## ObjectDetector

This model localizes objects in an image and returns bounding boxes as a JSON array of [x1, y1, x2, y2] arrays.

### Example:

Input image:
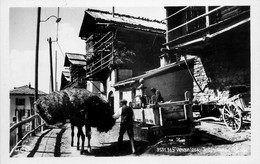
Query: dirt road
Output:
[[144, 121, 251, 156], [12, 120, 250, 157]]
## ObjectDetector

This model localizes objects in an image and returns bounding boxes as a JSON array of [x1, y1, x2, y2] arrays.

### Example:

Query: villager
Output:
[[137, 78, 148, 108], [113, 99, 136, 154], [150, 87, 164, 104]]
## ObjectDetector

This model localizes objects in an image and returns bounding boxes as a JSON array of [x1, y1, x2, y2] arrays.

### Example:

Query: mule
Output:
[[35, 88, 115, 155], [70, 110, 91, 154]]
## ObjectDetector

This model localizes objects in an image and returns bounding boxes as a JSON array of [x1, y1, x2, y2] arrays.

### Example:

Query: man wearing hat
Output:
[[113, 99, 136, 154]]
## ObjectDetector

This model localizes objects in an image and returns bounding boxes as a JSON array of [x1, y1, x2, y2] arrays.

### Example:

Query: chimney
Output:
[[29, 82, 31, 88]]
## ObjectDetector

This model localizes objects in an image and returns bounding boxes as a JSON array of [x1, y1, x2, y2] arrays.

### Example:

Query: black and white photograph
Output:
[[1, 0, 260, 163]]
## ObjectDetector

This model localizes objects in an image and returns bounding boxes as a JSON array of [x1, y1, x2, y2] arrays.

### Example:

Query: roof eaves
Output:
[[64, 53, 86, 66], [85, 8, 166, 32]]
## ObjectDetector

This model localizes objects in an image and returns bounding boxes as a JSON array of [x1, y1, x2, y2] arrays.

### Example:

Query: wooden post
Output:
[[17, 110, 23, 144], [142, 108, 146, 126], [185, 91, 193, 121], [159, 107, 163, 126], [205, 6, 210, 27], [165, 7, 169, 45]]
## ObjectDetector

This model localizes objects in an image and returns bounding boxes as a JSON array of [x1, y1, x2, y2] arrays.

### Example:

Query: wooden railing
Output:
[[9, 114, 45, 157], [86, 31, 114, 77], [164, 6, 250, 47]]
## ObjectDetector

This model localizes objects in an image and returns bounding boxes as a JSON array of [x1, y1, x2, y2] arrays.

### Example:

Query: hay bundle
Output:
[[83, 94, 115, 132], [35, 88, 115, 132], [35, 90, 70, 125]]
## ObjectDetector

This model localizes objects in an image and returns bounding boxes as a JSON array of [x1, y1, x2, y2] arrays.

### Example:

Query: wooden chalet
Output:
[[62, 52, 87, 89], [79, 9, 165, 80], [163, 6, 250, 104], [79, 9, 166, 110]]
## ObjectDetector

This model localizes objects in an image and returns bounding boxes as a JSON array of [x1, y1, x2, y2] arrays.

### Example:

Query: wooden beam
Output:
[[165, 6, 224, 34]]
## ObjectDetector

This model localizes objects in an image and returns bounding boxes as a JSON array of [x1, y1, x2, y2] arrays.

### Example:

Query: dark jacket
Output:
[[121, 105, 134, 125]]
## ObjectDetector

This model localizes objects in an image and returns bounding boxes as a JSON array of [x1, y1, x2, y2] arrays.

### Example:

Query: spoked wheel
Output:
[[222, 103, 242, 132]]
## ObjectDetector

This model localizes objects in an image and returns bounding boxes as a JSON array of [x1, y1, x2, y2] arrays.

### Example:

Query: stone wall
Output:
[[193, 43, 250, 105]]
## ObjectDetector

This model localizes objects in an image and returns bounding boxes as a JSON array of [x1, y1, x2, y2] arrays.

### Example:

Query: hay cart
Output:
[[222, 92, 251, 132], [133, 91, 197, 145]]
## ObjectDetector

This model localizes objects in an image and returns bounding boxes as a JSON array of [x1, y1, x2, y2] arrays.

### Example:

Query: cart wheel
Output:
[[222, 103, 242, 132]]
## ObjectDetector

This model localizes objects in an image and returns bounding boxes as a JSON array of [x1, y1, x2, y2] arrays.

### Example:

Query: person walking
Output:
[[113, 99, 136, 154]]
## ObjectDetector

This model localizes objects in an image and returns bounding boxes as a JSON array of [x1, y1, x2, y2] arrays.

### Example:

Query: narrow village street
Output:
[[4, 6, 258, 164], [12, 120, 250, 157]]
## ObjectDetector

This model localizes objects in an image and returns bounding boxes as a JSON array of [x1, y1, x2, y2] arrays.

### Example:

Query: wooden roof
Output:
[[64, 53, 86, 67], [61, 70, 71, 82], [79, 8, 166, 38]]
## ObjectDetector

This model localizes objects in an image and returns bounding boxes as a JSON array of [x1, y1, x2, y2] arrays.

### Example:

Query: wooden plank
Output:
[[163, 7, 190, 21], [148, 100, 190, 108], [165, 6, 224, 34]]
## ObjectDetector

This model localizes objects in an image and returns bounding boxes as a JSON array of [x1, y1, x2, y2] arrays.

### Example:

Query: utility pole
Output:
[[33, 7, 41, 136], [55, 51, 58, 91], [35, 7, 41, 104], [48, 37, 54, 92]]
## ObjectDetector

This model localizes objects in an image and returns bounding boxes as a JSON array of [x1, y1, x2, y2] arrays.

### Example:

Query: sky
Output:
[[9, 7, 166, 94]]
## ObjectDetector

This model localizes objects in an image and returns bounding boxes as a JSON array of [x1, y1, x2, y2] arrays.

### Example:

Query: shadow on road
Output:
[[54, 128, 66, 157], [27, 128, 68, 157], [27, 129, 52, 157], [192, 129, 233, 145], [81, 140, 151, 156]]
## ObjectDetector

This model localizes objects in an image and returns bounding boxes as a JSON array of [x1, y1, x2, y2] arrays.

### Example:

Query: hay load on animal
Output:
[[35, 88, 115, 154]]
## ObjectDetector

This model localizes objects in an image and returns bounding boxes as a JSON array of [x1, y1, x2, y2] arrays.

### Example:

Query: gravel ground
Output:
[[11, 120, 251, 157], [143, 121, 250, 156]]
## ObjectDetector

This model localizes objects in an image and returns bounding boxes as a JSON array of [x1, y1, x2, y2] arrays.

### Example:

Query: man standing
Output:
[[151, 87, 164, 104], [113, 99, 136, 154], [150, 88, 164, 125]]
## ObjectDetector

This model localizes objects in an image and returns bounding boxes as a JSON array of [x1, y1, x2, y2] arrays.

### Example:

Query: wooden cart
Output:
[[133, 91, 196, 145], [222, 92, 251, 132]]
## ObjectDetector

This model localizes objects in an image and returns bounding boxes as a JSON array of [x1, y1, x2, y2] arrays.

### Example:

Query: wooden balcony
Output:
[[164, 6, 250, 50], [85, 31, 114, 80]]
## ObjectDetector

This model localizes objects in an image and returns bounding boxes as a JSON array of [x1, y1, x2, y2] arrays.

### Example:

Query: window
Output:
[[16, 98, 25, 105], [119, 91, 123, 100], [15, 98, 26, 117]]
